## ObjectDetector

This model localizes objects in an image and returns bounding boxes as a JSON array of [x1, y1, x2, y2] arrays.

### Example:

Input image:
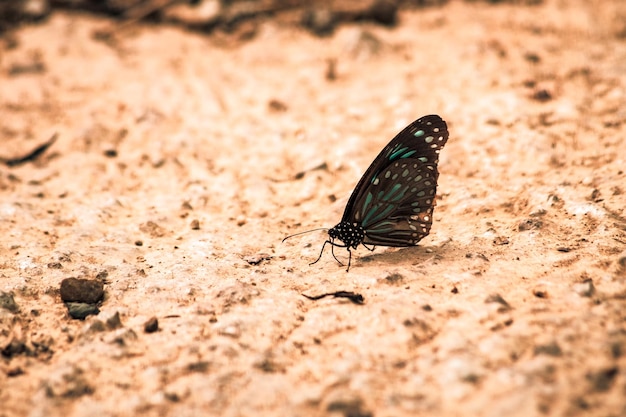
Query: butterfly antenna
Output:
[[282, 228, 328, 243]]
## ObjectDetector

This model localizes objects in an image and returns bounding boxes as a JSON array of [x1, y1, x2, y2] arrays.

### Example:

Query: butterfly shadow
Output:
[[356, 239, 454, 268]]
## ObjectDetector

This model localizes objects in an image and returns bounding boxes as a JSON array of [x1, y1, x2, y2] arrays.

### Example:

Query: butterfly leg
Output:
[[330, 243, 345, 267], [311, 239, 346, 266], [345, 248, 352, 272], [362, 244, 376, 252], [309, 240, 330, 266], [310, 239, 350, 269]]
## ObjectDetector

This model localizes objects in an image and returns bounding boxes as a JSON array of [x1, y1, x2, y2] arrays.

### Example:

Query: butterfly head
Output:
[[328, 221, 365, 249]]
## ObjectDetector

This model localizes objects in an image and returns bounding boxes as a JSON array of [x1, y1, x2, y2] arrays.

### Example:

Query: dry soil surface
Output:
[[1, 1, 626, 416]]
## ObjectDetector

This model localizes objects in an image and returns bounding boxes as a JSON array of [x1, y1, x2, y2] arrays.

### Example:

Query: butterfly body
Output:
[[314, 114, 449, 271]]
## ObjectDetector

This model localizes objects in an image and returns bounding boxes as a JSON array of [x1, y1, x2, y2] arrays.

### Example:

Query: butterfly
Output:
[[301, 114, 449, 272]]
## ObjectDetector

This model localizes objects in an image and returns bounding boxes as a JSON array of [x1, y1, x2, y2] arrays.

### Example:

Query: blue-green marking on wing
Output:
[[362, 204, 396, 227], [389, 146, 409, 160]]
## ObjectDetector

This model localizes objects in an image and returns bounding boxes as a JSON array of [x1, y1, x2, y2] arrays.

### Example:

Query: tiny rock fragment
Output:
[[144, 316, 159, 333], [190, 219, 200, 230]]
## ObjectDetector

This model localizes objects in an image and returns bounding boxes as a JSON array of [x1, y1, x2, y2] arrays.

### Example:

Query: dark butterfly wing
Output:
[[358, 160, 438, 246], [342, 114, 448, 246]]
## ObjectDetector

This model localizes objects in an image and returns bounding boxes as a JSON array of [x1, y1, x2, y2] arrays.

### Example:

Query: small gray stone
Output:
[[66, 302, 100, 320]]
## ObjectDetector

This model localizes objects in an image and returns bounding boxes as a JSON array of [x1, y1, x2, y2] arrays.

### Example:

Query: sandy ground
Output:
[[1, 1, 626, 416]]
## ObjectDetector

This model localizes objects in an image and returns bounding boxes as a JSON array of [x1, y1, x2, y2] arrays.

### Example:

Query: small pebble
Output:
[[144, 316, 159, 333]]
